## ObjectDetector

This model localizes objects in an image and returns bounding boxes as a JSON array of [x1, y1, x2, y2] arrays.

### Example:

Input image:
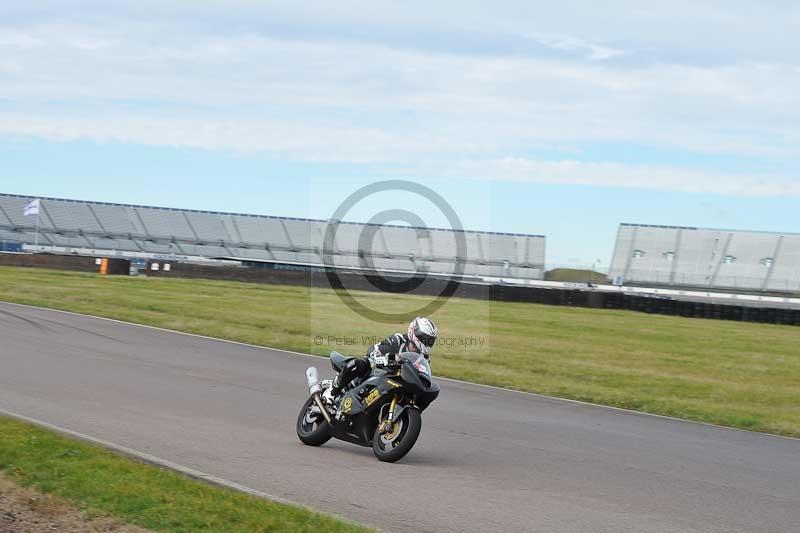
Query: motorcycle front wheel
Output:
[[372, 407, 421, 463], [296, 396, 332, 446]]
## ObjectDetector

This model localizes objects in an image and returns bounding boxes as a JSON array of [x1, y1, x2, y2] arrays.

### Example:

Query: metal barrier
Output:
[[3, 254, 799, 326]]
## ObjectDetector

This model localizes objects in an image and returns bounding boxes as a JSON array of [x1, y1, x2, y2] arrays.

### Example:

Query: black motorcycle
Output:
[[296, 351, 440, 462]]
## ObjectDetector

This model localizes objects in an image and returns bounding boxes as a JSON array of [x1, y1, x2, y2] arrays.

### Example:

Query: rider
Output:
[[324, 316, 437, 405]]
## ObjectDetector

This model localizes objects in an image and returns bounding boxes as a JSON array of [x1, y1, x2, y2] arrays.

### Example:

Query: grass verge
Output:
[[0, 416, 371, 533], [1, 266, 799, 437], [0, 470, 148, 532]]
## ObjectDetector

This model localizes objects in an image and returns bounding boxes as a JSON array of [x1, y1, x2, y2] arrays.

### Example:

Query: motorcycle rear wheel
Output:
[[372, 407, 421, 463], [296, 396, 332, 446]]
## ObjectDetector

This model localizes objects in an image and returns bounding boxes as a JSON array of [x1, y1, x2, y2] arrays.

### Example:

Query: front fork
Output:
[[379, 394, 399, 434]]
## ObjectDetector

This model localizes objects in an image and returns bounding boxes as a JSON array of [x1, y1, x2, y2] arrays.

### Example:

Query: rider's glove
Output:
[[371, 354, 389, 368]]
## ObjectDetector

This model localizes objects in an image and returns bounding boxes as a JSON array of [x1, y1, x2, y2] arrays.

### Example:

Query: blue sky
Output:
[[1, 1, 799, 267]]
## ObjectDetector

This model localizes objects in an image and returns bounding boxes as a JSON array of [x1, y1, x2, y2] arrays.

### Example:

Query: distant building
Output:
[[0, 193, 546, 281], [609, 223, 800, 293]]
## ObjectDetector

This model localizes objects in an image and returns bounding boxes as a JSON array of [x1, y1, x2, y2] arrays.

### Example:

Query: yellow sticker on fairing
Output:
[[343, 397, 353, 413], [364, 388, 381, 406]]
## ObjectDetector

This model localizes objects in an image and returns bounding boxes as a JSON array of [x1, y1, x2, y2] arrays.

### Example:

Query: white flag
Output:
[[24, 198, 40, 217]]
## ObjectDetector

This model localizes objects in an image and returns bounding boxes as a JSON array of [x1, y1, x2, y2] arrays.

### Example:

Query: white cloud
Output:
[[0, 27, 44, 47], [0, 2, 799, 196], [527, 33, 626, 61], [0, 113, 467, 163], [451, 159, 800, 197]]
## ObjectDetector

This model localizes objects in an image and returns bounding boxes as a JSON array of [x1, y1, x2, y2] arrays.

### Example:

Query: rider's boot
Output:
[[324, 358, 366, 409], [321, 386, 335, 406], [322, 376, 341, 407]]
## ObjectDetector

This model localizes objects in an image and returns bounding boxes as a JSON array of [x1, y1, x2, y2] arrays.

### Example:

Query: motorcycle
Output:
[[296, 351, 440, 462]]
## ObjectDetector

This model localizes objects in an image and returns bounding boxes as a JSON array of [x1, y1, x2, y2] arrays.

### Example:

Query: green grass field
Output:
[[1, 266, 799, 437], [544, 268, 606, 283], [0, 416, 371, 532]]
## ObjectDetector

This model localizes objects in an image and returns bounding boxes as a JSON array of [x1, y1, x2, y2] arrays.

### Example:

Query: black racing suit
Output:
[[330, 333, 421, 396]]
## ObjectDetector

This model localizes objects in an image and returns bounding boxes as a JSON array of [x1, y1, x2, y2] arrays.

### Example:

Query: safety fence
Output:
[[106, 259, 800, 326], [0, 253, 130, 275], [3, 254, 799, 326]]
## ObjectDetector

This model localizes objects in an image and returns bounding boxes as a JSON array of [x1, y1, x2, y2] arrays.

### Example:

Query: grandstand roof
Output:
[[0, 193, 545, 239], [620, 222, 800, 237]]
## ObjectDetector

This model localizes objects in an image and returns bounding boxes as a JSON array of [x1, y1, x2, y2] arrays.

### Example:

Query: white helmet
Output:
[[408, 317, 437, 357]]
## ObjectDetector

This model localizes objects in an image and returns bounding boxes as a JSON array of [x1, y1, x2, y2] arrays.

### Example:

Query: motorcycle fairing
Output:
[[340, 374, 401, 417]]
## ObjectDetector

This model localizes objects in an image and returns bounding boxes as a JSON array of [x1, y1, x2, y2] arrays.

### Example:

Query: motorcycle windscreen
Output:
[[398, 352, 432, 379]]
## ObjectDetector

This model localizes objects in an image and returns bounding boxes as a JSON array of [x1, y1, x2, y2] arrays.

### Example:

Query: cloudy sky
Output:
[[1, 1, 799, 266]]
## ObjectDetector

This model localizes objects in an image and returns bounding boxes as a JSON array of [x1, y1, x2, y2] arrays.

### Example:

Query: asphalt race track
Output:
[[0, 302, 798, 532]]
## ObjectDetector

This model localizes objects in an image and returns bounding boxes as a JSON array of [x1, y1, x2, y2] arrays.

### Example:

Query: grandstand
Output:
[[609, 223, 800, 293], [0, 193, 546, 280]]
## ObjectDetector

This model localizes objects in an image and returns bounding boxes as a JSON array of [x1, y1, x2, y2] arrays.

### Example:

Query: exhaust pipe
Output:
[[306, 367, 332, 424], [306, 367, 322, 395]]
